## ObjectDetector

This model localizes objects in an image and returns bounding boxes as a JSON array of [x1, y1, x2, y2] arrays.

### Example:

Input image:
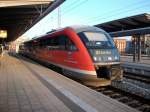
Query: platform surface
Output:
[[121, 55, 150, 66], [121, 55, 150, 73], [0, 53, 138, 112]]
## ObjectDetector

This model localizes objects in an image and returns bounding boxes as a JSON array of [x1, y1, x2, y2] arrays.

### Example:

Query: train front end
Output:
[[77, 26, 123, 86]]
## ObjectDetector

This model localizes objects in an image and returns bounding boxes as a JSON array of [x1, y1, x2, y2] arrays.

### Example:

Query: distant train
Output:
[[19, 25, 123, 87]]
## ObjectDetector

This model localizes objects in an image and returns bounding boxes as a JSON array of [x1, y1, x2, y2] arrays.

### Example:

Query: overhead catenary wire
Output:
[[52, 0, 145, 25], [86, 2, 150, 25], [61, 0, 83, 13], [61, 0, 89, 16], [76, 0, 145, 21], [61, 2, 150, 24], [45, 0, 86, 26], [41, 0, 150, 30]]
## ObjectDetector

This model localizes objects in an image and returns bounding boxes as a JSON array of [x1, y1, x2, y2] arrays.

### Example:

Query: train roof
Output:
[[67, 25, 106, 33], [24, 25, 106, 43], [45, 25, 106, 34]]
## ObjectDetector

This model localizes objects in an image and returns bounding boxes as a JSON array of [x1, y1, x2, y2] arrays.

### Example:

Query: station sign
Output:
[[0, 30, 7, 38]]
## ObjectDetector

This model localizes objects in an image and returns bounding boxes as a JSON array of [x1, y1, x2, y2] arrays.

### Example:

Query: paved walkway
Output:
[[0, 53, 138, 112], [0, 54, 71, 112]]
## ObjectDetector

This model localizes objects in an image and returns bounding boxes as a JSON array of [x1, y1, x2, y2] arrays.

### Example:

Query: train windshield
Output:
[[78, 31, 115, 49]]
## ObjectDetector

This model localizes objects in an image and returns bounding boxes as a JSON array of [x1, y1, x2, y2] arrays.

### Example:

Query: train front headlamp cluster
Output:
[[93, 55, 119, 62], [108, 56, 112, 61], [93, 56, 102, 61], [98, 57, 101, 61], [114, 55, 119, 60], [93, 56, 97, 61]]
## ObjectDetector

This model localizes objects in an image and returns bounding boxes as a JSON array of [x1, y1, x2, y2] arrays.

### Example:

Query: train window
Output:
[[51, 37, 59, 46], [43, 39, 47, 47], [31, 40, 40, 49], [78, 31, 115, 49], [39, 40, 43, 47], [84, 32, 108, 41], [46, 38, 51, 46], [58, 35, 67, 50], [45, 37, 58, 50], [66, 38, 78, 51], [44, 35, 77, 51], [78, 33, 88, 45]]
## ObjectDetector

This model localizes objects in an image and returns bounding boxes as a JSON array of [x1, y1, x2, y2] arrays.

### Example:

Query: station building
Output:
[[113, 34, 150, 55], [113, 38, 126, 54]]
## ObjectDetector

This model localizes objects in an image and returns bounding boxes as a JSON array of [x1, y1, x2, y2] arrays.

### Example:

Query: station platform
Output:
[[121, 56, 150, 77], [121, 55, 150, 65], [0, 53, 138, 112]]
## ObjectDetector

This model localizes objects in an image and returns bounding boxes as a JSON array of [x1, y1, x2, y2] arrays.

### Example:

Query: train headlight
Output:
[[108, 56, 112, 61], [93, 56, 97, 61], [98, 57, 101, 61], [114, 55, 119, 60]]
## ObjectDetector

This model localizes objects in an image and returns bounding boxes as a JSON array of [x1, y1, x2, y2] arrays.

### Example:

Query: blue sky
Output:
[[22, 0, 150, 39]]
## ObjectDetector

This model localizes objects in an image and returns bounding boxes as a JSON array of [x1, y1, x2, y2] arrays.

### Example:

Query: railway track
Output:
[[123, 72, 150, 84], [91, 86, 150, 112], [115, 72, 150, 100], [88, 72, 150, 112]]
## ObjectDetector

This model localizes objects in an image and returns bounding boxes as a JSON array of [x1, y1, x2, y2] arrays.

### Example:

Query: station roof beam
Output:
[[0, 0, 65, 43], [95, 13, 150, 36]]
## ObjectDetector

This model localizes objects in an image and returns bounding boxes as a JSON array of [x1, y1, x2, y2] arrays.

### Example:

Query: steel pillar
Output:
[[133, 36, 137, 62], [137, 35, 141, 62]]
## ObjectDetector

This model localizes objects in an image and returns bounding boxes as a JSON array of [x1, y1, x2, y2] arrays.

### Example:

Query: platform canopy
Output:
[[0, 0, 65, 42], [95, 13, 150, 37]]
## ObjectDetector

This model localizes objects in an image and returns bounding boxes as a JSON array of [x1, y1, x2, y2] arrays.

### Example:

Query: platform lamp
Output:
[[0, 29, 7, 47]]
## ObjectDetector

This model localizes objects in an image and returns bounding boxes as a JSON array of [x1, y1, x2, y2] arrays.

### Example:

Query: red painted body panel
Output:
[[19, 26, 123, 87], [33, 28, 95, 71]]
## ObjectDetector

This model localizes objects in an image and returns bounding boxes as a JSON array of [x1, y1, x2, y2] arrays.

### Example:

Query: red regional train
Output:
[[19, 25, 123, 86]]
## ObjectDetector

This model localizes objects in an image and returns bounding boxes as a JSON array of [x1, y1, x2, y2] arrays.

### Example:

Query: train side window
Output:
[[46, 38, 52, 50], [45, 35, 77, 51], [58, 35, 78, 51], [66, 39, 78, 51], [58, 35, 67, 50], [42, 39, 47, 48], [39, 40, 44, 47], [46, 37, 60, 50], [52, 37, 60, 50], [78, 32, 88, 46]]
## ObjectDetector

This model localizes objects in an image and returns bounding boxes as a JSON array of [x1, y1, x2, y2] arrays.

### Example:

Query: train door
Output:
[[45, 35, 67, 64], [51, 35, 78, 66], [45, 34, 78, 69], [64, 37, 79, 68]]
